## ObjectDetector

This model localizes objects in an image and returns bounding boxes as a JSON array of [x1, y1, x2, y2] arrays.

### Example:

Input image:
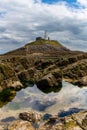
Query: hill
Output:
[[4, 39, 69, 56], [0, 38, 87, 95]]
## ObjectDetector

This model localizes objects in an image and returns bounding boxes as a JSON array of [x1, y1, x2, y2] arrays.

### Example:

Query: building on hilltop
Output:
[[36, 37, 43, 41], [36, 31, 50, 41]]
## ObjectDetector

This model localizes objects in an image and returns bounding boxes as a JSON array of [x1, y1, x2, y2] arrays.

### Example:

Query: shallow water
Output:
[[0, 81, 87, 121]]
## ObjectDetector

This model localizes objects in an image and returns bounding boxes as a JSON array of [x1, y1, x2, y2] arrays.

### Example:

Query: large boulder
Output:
[[8, 120, 34, 130], [37, 69, 62, 93]]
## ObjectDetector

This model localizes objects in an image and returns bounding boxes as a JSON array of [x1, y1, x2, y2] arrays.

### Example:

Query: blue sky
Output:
[[42, 0, 76, 4], [0, 0, 87, 54]]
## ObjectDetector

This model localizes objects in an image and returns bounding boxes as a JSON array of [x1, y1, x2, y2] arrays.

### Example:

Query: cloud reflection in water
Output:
[[1, 81, 87, 115]]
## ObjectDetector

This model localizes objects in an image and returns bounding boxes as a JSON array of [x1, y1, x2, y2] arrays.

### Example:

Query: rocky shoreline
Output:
[[0, 110, 86, 130]]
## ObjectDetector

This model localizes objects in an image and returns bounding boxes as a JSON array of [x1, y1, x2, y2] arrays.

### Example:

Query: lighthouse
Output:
[[44, 30, 48, 39], [36, 30, 50, 41]]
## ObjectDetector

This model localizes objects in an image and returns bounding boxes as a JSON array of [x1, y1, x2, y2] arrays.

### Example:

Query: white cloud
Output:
[[77, 0, 87, 7], [0, 0, 87, 53]]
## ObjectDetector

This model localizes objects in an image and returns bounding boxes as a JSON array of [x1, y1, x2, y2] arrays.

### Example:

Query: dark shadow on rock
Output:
[[58, 108, 84, 117]]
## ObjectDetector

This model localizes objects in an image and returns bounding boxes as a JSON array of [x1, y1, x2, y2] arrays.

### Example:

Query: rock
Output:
[[47, 116, 58, 124], [37, 69, 62, 93], [63, 59, 87, 86], [35, 60, 53, 70], [8, 120, 34, 130], [82, 115, 87, 130], [77, 76, 87, 86], [63, 116, 82, 130], [0, 63, 23, 91], [0, 124, 7, 130], [39, 111, 87, 130], [7, 110, 87, 130], [19, 111, 42, 123], [6, 78, 23, 90], [38, 120, 64, 130]]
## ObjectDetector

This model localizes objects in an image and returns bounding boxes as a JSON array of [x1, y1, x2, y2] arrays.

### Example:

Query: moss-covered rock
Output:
[[0, 88, 16, 107], [0, 63, 15, 81]]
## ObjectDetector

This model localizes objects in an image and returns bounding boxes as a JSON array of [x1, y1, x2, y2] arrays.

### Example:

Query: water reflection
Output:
[[1, 116, 16, 122], [0, 81, 87, 120], [37, 82, 62, 93], [58, 108, 84, 117]]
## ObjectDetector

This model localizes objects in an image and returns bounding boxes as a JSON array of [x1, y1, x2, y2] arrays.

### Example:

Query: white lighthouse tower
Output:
[[44, 30, 48, 40]]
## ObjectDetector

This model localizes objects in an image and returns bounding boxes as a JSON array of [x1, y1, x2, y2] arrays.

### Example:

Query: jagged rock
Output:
[[19, 111, 42, 123], [8, 120, 34, 130], [37, 69, 62, 93], [63, 59, 87, 86]]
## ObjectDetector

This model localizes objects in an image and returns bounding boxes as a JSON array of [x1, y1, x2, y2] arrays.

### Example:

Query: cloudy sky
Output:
[[0, 0, 87, 54]]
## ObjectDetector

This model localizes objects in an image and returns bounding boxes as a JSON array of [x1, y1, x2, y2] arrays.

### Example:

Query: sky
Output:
[[0, 0, 87, 54]]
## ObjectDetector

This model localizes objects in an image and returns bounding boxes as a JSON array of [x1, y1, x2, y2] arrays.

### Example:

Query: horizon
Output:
[[0, 0, 87, 54]]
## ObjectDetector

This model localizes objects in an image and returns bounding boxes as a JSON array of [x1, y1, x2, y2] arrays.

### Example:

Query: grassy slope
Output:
[[25, 39, 63, 46]]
